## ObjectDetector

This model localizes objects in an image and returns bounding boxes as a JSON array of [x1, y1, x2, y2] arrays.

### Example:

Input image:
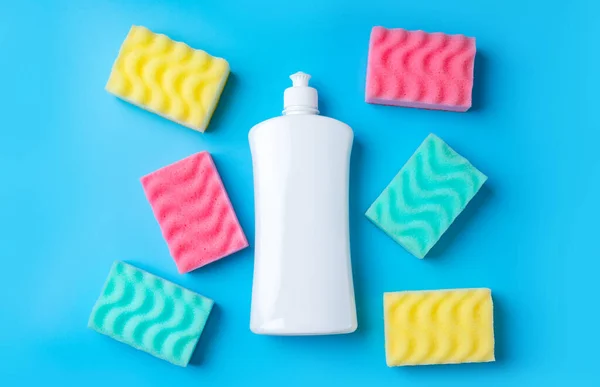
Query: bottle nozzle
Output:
[[290, 72, 311, 87], [283, 71, 319, 115]]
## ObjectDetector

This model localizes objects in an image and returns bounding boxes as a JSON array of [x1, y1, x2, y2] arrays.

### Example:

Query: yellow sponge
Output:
[[106, 26, 230, 132], [384, 288, 495, 366]]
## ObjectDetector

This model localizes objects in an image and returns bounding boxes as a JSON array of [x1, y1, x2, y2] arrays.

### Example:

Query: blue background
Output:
[[1, 0, 597, 385]]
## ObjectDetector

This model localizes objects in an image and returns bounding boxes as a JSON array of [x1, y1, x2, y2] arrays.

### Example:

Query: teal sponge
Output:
[[366, 134, 487, 258], [88, 261, 213, 366]]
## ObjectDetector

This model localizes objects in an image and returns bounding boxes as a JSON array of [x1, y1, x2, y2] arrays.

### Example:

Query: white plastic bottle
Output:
[[249, 72, 357, 335]]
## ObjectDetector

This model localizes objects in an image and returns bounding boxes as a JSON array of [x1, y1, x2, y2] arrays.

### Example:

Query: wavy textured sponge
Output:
[[88, 261, 213, 366], [366, 134, 486, 258], [106, 25, 229, 132], [366, 26, 476, 112], [384, 288, 495, 366], [141, 151, 248, 273]]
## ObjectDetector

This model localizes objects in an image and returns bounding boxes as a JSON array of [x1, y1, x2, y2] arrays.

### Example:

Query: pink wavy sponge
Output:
[[366, 26, 476, 112], [141, 151, 248, 273]]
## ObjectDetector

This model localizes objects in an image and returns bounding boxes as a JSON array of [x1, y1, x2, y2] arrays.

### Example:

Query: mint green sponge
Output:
[[366, 134, 487, 258], [88, 261, 213, 366]]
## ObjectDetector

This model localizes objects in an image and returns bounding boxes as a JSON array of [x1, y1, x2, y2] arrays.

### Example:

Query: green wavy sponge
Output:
[[366, 134, 487, 258], [88, 261, 213, 366]]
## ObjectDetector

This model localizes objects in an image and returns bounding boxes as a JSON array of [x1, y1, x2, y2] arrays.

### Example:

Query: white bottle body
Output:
[[249, 114, 357, 335]]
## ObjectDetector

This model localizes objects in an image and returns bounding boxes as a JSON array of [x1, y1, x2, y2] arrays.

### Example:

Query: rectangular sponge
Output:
[[141, 151, 248, 273], [106, 25, 229, 132], [384, 288, 495, 366], [366, 134, 486, 258], [366, 26, 476, 112], [88, 261, 214, 366]]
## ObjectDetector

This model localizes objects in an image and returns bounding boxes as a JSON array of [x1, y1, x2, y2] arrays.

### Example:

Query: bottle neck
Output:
[[282, 106, 319, 115]]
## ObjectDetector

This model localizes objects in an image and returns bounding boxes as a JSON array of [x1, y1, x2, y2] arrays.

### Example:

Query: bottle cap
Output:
[[283, 72, 319, 115]]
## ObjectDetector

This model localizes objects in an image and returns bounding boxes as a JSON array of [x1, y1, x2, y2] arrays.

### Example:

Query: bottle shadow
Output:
[[348, 139, 370, 336]]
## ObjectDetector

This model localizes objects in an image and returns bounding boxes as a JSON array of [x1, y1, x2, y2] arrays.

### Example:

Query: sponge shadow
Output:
[[190, 303, 222, 366], [492, 292, 507, 363], [470, 51, 488, 112], [426, 184, 492, 258], [205, 72, 238, 134]]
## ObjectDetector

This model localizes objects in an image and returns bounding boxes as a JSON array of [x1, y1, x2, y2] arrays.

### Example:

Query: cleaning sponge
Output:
[[366, 26, 476, 112], [366, 134, 486, 258], [384, 288, 495, 366], [141, 151, 248, 273], [88, 261, 213, 366], [106, 25, 230, 132]]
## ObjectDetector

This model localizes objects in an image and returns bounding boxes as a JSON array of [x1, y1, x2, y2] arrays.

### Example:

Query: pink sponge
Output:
[[366, 26, 476, 112], [141, 152, 248, 273]]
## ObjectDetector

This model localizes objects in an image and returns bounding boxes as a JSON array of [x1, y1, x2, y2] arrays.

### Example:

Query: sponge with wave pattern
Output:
[[141, 151, 248, 273], [106, 25, 229, 132], [366, 26, 476, 112], [384, 288, 495, 366], [366, 134, 486, 258], [88, 261, 213, 366]]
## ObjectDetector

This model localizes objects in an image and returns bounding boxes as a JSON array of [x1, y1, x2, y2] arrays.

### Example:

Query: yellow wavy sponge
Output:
[[106, 26, 230, 132], [384, 288, 495, 366]]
